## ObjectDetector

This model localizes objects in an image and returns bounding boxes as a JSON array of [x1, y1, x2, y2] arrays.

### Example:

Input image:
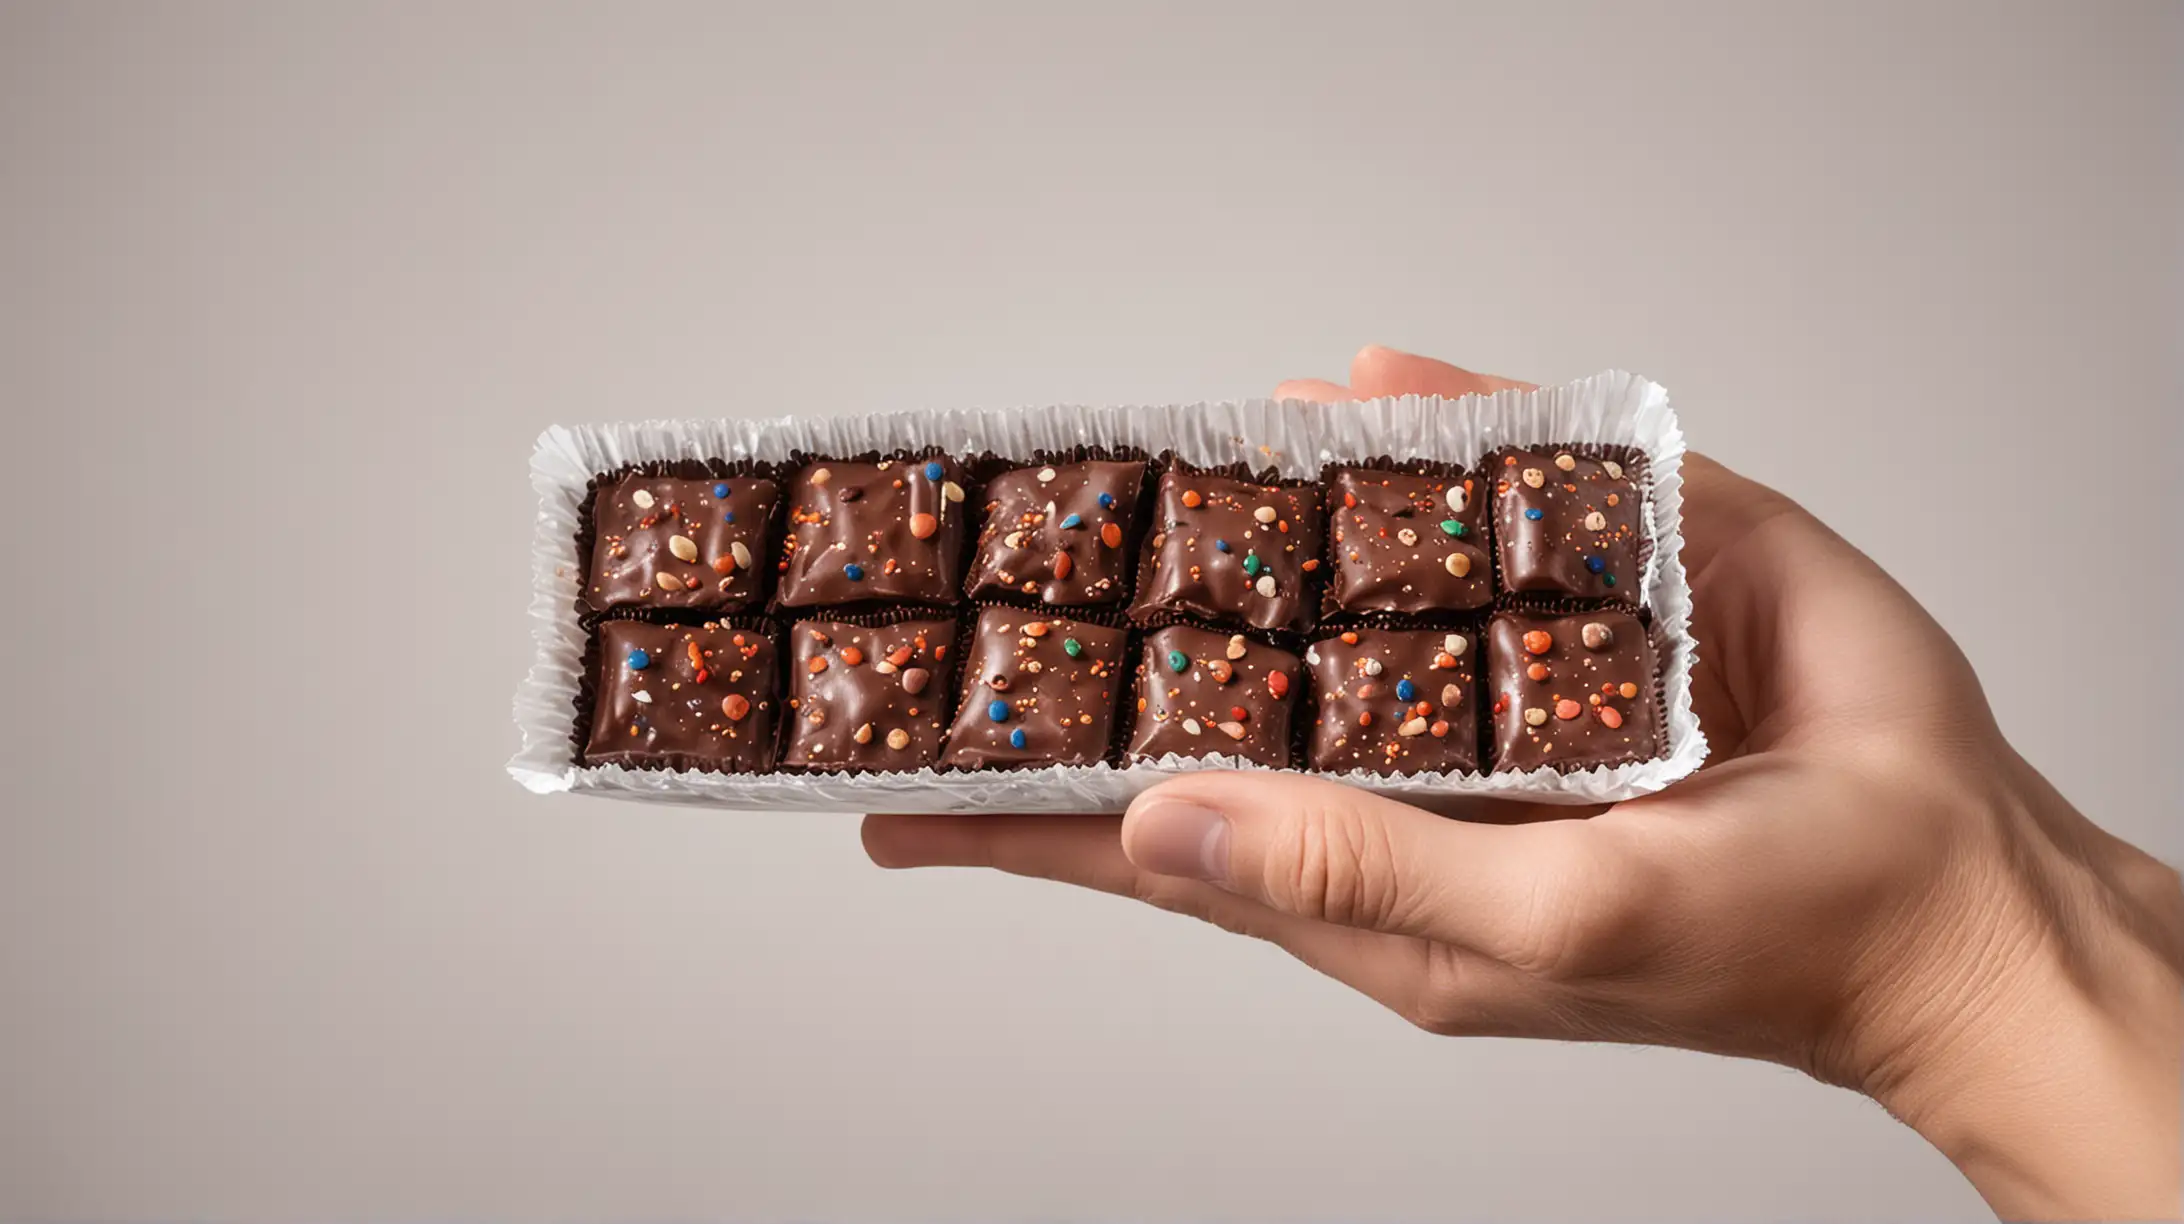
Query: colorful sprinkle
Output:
[[1524, 507, 1544, 521], [1215, 539, 1231, 553], [721, 693, 750, 721], [1166, 649, 1189, 673], [626, 648, 651, 670], [1008, 728, 1028, 749], [1098, 491, 1115, 508], [1440, 519, 1466, 536], [713, 482, 730, 499], [722, 511, 735, 524], [1584, 555, 1605, 573], [1603, 574, 1617, 587], [987, 699, 1011, 723], [1555, 699, 1582, 721], [1598, 707, 1624, 730], [843, 562, 865, 581], [909, 512, 938, 540], [1395, 679, 1417, 701], [1059, 513, 1083, 529], [1241, 553, 1261, 576], [1063, 637, 1083, 658], [1522, 630, 1553, 655], [923, 461, 945, 481], [1100, 522, 1122, 548], [1181, 489, 1203, 508], [1267, 670, 1290, 699]]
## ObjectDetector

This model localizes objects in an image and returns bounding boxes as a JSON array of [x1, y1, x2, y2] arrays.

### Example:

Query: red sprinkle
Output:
[[1100, 522, 1123, 548], [1267, 670, 1290, 699], [1554, 699, 1582, 721], [1598, 707, 1624, 729], [1229, 706, 1249, 722], [1522, 630, 1554, 655]]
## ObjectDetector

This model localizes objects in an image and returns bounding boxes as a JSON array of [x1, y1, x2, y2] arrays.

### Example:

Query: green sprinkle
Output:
[[1063, 637, 1083, 658], [1241, 553, 1262, 577], [1440, 519, 1467, 537], [1166, 649, 1189, 673], [1603, 573, 1617, 587]]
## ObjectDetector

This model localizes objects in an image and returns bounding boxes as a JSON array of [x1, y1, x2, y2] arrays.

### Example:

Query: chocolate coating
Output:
[[1307, 628, 1479, 775], [1492, 448, 1643, 602], [1129, 469, 1323, 632], [583, 620, 779, 772], [1487, 611, 1657, 772], [1326, 468, 1491, 614], [784, 618, 959, 771], [777, 458, 968, 607], [940, 609, 1129, 769], [964, 461, 1146, 606], [585, 475, 779, 612], [1126, 625, 1300, 768]]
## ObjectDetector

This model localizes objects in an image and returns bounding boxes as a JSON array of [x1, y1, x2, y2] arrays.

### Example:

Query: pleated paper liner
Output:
[[571, 457, 785, 626], [568, 609, 786, 777]]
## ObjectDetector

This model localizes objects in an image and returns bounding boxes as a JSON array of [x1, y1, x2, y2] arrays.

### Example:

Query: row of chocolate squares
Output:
[[582, 446, 1644, 634], [581, 605, 1659, 778]]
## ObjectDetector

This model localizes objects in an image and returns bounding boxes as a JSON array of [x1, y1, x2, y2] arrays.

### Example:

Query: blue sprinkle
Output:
[[1584, 555, 1605, 573], [987, 699, 1011, 723], [1008, 728, 1028, 749], [1395, 679, 1416, 702], [843, 562, 865, 581], [1059, 513, 1084, 529], [923, 460, 944, 481], [722, 511, 735, 524], [712, 482, 730, 499], [1524, 507, 1544, 521], [1214, 539, 1231, 553], [626, 648, 651, 670], [1097, 492, 1116, 509]]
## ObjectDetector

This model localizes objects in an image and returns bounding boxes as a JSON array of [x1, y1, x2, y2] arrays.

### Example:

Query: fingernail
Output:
[[1128, 801, 1231, 884]]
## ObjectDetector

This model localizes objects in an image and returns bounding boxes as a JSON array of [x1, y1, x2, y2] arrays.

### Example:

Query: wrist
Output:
[[1854, 766, 2182, 1218]]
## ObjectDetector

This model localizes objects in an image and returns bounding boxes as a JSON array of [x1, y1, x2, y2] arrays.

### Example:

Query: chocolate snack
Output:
[[586, 475, 780, 612], [1130, 468, 1323, 632], [583, 620, 780, 772], [964, 461, 1147, 606], [1126, 625, 1301, 768], [1326, 467, 1491, 614], [1492, 448, 1642, 601], [777, 458, 969, 607], [1486, 610, 1657, 771], [1306, 628, 1479, 775], [940, 609, 1129, 769], [783, 618, 960, 771]]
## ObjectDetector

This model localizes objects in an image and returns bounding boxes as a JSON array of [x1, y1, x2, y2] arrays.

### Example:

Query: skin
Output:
[[864, 345, 2184, 1220]]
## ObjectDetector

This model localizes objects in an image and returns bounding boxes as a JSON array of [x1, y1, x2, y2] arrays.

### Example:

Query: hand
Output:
[[863, 345, 2184, 1219]]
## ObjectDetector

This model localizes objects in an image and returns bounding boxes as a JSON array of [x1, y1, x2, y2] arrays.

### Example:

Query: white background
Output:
[[3, 2, 2177, 1219]]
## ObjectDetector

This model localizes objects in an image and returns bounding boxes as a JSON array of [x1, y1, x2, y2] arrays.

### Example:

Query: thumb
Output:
[[1120, 772, 1637, 964]]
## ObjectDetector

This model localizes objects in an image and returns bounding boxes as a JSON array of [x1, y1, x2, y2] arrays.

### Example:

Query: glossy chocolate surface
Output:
[[1129, 469, 1323, 632], [783, 618, 959, 771], [1326, 468, 1492, 614], [1491, 448, 1642, 602], [584, 620, 779, 772], [1306, 628, 1479, 775], [1126, 625, 1300, 768], [940, 609, 1129, 769], [964, 461, 1146, 606], [1487, 611, 1656, 771], [777, 458, 968, 607], [586, 475, 779, 612]]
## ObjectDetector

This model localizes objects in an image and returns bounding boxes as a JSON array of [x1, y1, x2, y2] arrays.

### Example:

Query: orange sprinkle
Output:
[[1023, 621, 1049, 637], [1522, 630, 1553, 655], [1429, 720, 1450, 738], [1554, 699, 1582, 721], [1619, 682, 1639, 699], [1527, 662, 1550, 681], [1181, 490, 1203, 508], [1340, 631, 1358, 644], [1598, 706, 1624, 730], [1358, 711, 1373, 727], [839, 646, 864, 666], [1052, 551, 1073, 579], [1100, 522, 1122, 548], [807, 657, 828, 674], [1301, 558, 1319, 571]]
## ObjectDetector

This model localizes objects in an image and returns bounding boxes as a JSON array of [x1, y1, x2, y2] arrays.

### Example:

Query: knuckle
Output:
[[1260, 801, 1405, 929], [1503, 828, 1673, 982]]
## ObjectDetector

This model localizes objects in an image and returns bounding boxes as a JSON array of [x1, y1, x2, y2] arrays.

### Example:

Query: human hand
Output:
[[863, 345, 2183, 1219]]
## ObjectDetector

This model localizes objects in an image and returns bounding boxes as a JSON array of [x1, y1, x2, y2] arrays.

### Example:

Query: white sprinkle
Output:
[[1603, 460, 1624, 479], [1253, 505, 1278, 523], [631, 690, 653, 704], [1446, 484, 1467, 513], [1037, 467, 1057, 483], [1254, 574, 1277, 597], [1305, 646, 1320, 665], [1444, 633, 1468, 657], [1396, 527, 1418, 546], [631, 489, 655, 509], [1362, 658, 1384, 676], [1182, 718, 1203, 736]]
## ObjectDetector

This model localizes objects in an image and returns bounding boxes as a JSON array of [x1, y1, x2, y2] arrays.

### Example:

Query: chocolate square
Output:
[[1326, 468, 1491, 614], [583, 620, 780, 772], [1129, 468, 1323, 632], [1487, 611, 1657, 772], [585, 475, 780, 612], [1306, 628, 1480, 775], [1126, 625, 1301, 768], [964, 461, 1147, 606], [940, 609, 1130, 769], [1492, 448, 1643, 601], [777, 458, 969, 608], [783, 618, 960, 771]]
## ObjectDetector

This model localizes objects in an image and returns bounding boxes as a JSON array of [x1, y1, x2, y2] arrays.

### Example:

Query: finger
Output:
[[860, 812, 1552, 1034], [1271, 378, 1356, 403], [1347, 344, 1537, 399], [1118, 772, 1658, 972]]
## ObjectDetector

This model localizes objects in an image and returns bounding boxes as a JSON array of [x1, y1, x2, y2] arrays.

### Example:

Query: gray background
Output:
[[2, 1, 2177, 1220]]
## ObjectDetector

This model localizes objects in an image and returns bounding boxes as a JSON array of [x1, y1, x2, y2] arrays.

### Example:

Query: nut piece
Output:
[[1521, 467, 1545, 489], [1554, 453, 1577, 471], [1444, 552, 1471, 577], [1226, 635, 1248, 660], [731, 541, 753, 570], [1602, 460, 1625, 479], [942, 480, 965, 503], [1253, 505, 1278, 524], [809, 468, 832, 486], [1254, 574, 1276, 597], [885, 728, 911, 750], [1396, 527, 1418, 546], [1397, 717, 1428, 737], [1583, 510, 1607, 532], [853, 723, 874, 745], [721, 694, 751, 721], [1581, 621, 1615, 650], [901, 667, 930, 694], [1523, 707, 1549, 727], [655, 571, 683, 591], [669, 534, 698, 562], [1217, 721, 1247, 740], [631, 489, 656, 509]]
